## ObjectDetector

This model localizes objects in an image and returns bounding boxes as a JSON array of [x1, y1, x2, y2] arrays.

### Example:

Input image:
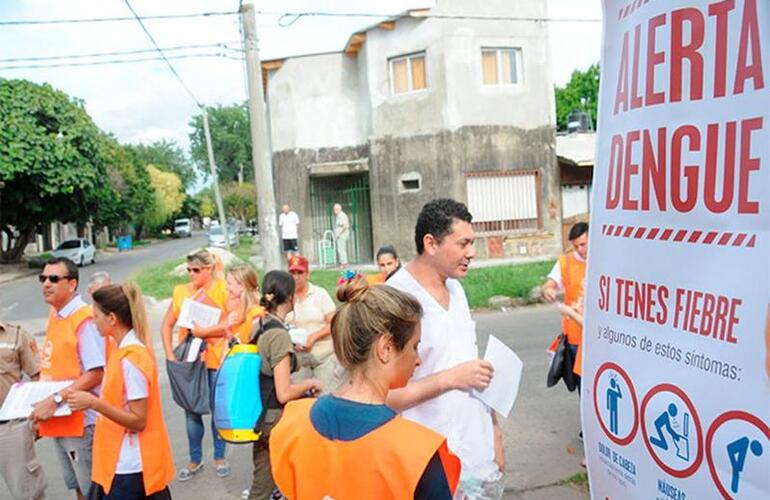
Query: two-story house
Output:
[[263, 0, 563, 264]]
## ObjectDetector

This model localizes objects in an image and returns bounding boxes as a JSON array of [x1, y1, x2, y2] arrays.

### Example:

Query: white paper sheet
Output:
[[0, 380, 74, 420], [472, 335, 523, 418], [288, 328, 310, 346], [184, 337, 204, 362], [177, 298, 222, 330]]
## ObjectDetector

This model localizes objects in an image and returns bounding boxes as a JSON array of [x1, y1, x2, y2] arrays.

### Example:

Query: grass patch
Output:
[[561, 471, 588, 487], [133, 257, 187, 299], [463, 260, 555, 308]]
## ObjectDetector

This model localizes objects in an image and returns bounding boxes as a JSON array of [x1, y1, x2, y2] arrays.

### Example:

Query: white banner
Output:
[[583, 1, 769, 498]]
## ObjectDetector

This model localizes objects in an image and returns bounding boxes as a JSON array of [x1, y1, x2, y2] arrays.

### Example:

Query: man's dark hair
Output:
[[414, 199, 473, 254], [568, 222, 589, 241], [45, 257, 79, 286]]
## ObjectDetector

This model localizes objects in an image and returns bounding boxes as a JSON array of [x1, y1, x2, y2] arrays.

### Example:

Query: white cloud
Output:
[[0, 0, 602, 147]]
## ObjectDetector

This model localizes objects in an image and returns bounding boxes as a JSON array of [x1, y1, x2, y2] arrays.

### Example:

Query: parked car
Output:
[[208, 225, 238, 248], [174, 218, 192, 238], [52, 238, 96, 267]]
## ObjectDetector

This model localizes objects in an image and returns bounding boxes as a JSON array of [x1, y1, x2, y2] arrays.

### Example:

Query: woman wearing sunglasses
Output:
[[160, 249, 231, 481]]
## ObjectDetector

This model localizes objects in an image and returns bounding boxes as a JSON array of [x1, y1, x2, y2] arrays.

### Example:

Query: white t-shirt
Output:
[[113, 330, 149, 474], [279, 211, 300, 240], [388, 268, 498, 481], [56, 295, 106, 427]]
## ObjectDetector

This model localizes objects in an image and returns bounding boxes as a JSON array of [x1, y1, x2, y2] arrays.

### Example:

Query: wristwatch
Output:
[[52, 392, 64, 405]]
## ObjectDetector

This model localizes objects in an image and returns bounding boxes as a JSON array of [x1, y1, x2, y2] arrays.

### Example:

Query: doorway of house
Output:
[[309, 173, 373, 265]]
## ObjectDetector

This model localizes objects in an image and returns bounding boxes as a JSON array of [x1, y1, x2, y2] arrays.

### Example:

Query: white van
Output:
[[174, 218, 192, 238]]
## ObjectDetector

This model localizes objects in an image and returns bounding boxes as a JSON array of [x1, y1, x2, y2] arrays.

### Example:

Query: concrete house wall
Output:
[[268, 0, 562, 263]]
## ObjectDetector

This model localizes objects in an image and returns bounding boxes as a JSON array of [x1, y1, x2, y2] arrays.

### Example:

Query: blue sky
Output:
[[0, 0, 602, 150]]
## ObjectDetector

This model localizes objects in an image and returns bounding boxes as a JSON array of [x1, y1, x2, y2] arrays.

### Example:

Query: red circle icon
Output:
[[705, 410, 770, 500], [592, 362, 639, 446], [640, 383, 704, 478]]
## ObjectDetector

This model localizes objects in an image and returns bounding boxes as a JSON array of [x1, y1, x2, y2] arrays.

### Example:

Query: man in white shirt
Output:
[[333, 203, 350, 267], [32, 257, 106, 499], [278, 204, 300, 255], [387, 198, 504, 499]]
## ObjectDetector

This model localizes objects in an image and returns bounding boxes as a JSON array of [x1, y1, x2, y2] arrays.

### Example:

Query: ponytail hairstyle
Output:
[[331, 278, 422, 370], [228, 264, 260, 317], [259, 270, 295, 313], [92, 282, 151, 348]]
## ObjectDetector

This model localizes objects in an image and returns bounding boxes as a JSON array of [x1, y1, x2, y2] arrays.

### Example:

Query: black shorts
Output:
[[88, 473, 172, 500], [282, 239, 298, 252]]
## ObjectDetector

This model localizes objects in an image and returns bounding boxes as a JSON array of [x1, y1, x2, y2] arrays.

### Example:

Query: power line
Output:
[[0, 43, 240, 63], [273, 11, 603, 27], [0, 53, 232, 70], [0, 10, 237, 26], [123, 0, 202, 107]]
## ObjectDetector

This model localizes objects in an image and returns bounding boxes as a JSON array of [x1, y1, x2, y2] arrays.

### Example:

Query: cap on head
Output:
[[288, 255, 309, 273]]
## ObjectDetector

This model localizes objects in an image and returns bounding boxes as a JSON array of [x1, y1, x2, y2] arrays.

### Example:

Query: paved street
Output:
[[0, 233, 207, 329], [1, 239, 587, 498]]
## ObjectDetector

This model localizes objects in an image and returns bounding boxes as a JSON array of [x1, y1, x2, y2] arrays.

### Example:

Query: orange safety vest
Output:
[[366, 273, 386, 285], [271, 399, 461, 500], [231, 305, 266, 344], [39, 305, 93, 437], [559, 253, 586, 376], [172, 280, 228, 369], [91, 344, 175, 495]]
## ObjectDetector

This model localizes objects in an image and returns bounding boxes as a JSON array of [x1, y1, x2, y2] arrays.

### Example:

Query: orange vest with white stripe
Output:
[[39, 304, 93, 437], [270, 398, 461, 500], [91, 344, 175, 495]]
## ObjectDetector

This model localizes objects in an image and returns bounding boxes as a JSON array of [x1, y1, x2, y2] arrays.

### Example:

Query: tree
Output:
[[189, 103, 252, 183], [221, 182, 257, 222], [554, 63, 600, 131], [0, 79, 112, 262], [142, 165, 185, 231], [126, 139, 196, 190]]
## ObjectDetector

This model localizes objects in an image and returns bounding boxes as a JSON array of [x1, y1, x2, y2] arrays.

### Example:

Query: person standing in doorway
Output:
[[278, 204, 300, 257], [333, 203, 350, 268], [387, 199, 505, 499], [32, 257, 107, 499], [0, 320, 47, 500]]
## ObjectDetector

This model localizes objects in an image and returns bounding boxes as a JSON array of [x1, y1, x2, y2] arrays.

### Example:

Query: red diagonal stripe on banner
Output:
[[688, 231, 703, 243], [623, 226, 634, 237], [614, 226, 624, 236], [647, 228, 660, 240], [660, 229, 673, 240], [623, 4, 632, 18], [732, 233, 747, 246], [703, 231, 719, 244], [606, 224, 615, 235], [673, 230, 688, 242], [618, 8, 624, 19], [717, 233, 733, 245], [746, 234, 756, 248], [602, 224, 608, 235], [634, 227, 647, 238]]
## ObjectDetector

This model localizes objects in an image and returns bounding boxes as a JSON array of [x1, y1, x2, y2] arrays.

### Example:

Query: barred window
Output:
[[466, 170, 541, 234]]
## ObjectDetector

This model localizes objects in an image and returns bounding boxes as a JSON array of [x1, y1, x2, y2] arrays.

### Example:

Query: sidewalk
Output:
[[0, 262, 37, 284]]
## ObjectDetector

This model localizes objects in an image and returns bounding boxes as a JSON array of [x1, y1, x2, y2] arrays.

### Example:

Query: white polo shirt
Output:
[[388, 268, 498, 481]]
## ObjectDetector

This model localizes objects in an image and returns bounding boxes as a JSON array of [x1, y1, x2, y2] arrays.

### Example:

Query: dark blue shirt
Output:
[[310, 395, 453, 500]]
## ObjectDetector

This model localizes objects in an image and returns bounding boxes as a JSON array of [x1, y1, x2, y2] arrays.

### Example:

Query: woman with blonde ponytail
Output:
[[224, 265, 265, 343], [67, 283, 175, 499]]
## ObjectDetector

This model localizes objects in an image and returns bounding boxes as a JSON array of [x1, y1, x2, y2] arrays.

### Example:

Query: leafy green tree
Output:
[[189, 103, 252, 183], [126, 139, 196, 190], [142, 165, 185, 231], [221, 182, 257, 222], [554, 63, 600, 131], [0, 79, 111, 262]]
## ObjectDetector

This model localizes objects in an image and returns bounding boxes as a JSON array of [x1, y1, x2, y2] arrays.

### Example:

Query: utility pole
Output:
[[202, 107, 230, 251], [241, 3, 281, 271]]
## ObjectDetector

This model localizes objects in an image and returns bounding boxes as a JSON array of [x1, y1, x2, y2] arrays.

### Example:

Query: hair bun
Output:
[[336, 278, 369, 304]]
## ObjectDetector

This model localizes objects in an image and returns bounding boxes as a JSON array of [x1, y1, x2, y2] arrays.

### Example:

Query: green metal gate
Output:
[[309, 174, 373, 265]]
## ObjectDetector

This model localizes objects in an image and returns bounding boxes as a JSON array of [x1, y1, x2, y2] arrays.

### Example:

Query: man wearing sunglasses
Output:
[[31, 257, 107, 499]]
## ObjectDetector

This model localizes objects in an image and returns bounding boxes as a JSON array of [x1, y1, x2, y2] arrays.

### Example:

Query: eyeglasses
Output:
[[38, 274, 74, 284], [187, 267, 203, 274]]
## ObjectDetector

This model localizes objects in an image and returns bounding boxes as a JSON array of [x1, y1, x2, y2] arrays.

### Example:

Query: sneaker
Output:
[[177, 463, 203, 482], [241, 489, 250, 500], [215, 460, 231, 478]]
